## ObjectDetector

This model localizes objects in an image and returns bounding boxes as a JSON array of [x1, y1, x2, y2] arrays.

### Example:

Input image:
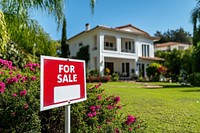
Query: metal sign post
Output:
[[65, 105, 70, 133]]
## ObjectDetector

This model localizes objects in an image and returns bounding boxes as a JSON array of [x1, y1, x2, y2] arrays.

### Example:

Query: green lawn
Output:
[[102, 82, 200, 133]]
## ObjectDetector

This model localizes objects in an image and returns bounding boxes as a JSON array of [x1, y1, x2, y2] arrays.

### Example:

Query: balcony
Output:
[[104, 46, 117, 51], [121, 49, 135, 53]]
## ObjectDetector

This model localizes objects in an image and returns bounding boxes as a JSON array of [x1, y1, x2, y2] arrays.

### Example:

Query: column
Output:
[[97, 33, 105, 76], [116, 36, 121, 53]]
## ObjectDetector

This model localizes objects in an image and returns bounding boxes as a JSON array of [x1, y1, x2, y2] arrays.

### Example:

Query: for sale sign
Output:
[[40, 56, 86, 111]]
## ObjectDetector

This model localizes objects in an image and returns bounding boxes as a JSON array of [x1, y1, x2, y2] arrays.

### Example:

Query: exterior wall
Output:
[[69, 31, 99, 69]]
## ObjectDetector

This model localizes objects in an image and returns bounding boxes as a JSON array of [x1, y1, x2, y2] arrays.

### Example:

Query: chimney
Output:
[[85, 23, 90, 31]]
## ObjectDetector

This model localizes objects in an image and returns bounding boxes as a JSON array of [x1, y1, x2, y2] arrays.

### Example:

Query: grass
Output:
[[102, 81, 200, 133]]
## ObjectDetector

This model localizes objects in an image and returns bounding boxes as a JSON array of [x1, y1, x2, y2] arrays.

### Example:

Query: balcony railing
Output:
[[104, 47, 117, 51], [121, 49, 135, 53]]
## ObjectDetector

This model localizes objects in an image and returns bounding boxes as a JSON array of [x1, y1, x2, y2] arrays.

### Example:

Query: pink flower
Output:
[[0, 82, 5, 93], [24, 103, 29, 109], [125, 115, 136, 125], [98, 82, 102, 86], [31, 76, 36, 81], [97, 95, 102, 100], [12, 93, 17, 97], [8, 61, 12, 66], [113, 96, 120, 104], [7, 77, 18, 84], [21, 76, 28, 82], [96, 105, 101, 109], [20, 90, 27, 96], [0, 71, 5, 75], [16, 74, 22, 79], [97, 126, 101, 129], [115, 128, 120, 133], [30, 67, 35, 71], [117, 106, 122, 109], [92, 111, 97, 116], [128, 127, 133, 131], [87, 112, 93, 118], [95, 84, 99, 88], [90, 106, 96, 112], [9, 71, 13, 75], [107, 105, 114, 110]]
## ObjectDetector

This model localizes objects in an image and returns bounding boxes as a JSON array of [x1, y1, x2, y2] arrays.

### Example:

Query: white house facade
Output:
[[68, 24, 163, 78]]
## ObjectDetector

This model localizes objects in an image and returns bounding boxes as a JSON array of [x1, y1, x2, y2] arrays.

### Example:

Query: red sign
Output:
[[40, 56, 86, 111]]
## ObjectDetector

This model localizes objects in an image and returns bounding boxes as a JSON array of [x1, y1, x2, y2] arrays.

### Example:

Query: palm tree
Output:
[[0, 0, 96, 51], [191, 0, 200, 46]]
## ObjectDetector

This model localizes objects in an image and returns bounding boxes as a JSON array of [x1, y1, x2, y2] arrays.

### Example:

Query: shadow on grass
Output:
[[181, 89, 200, 92], [162, 85, 190, 88]]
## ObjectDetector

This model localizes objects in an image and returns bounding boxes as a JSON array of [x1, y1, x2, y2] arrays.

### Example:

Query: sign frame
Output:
[[40, 55, 86, 111]]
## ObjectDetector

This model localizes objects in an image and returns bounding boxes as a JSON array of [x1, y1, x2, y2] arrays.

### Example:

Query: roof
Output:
[[68, 24, 159, 41], [139, 56, 165, 61], [155, 42, 191, 48], [115, 24, 150, 36]]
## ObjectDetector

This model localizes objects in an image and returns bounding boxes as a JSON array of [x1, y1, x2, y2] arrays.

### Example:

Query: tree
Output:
[[155, 49, 183, 81], [191, 0, 200, 46], [75, 45, 90, 66], [0, 11, 9, 51], [0, 0, 96, 55], [61, 16, 70, 58], [0, 0, 64, 26], [154, 28, 192, 44]]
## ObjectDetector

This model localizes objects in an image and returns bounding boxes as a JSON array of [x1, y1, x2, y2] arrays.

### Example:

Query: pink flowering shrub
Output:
[[71, 83, 146, 133], [0, 58, 41, 132], [0, 58, 145, 132]]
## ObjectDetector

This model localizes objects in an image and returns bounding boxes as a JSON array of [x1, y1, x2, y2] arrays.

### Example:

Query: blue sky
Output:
[[33, 0, 197, 40]]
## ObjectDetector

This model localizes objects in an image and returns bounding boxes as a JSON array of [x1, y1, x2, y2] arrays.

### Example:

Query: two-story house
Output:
[[68, 24, 163, 78]]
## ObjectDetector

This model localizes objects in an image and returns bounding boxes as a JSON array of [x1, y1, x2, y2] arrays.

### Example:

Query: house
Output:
[[68, 24, 164, 78], [155, 42, 191, 51]]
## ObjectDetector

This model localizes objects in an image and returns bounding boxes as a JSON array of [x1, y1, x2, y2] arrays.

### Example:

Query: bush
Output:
[[146, 63, 167, 82], [146, 63, 161, 81], [111, 72, 119, 81], [188, 73, 200, 86], [0, 58, 41, 132], [101, 76, 110, 83], [88, 69, 100, 77], [0, 58, 145, 132], [86, 76, 110, 83], [71, 83, 146, 132]]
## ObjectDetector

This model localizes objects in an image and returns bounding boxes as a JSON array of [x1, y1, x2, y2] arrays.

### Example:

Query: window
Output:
[[106, 42, 109, 47], [122, 40, 135, 53], [142, 44, 150, 57], [104, 41, 116, 50], [110, 43, 113, 47], [129, 42, 131, 50]]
